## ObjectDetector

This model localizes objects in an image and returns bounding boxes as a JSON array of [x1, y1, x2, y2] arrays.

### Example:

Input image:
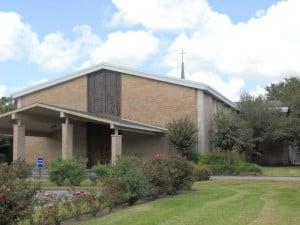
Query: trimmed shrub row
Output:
[[198, 152, 262, 176]]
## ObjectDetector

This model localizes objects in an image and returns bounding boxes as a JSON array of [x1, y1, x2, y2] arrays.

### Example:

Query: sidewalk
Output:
[[211, 176, 300, 181]]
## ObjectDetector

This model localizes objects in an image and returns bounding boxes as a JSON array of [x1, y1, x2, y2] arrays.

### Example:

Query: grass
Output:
[[80, 180, 300, 225], [260, 166, 300, 177]]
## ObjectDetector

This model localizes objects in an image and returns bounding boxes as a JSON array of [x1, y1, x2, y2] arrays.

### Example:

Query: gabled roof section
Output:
[[11, 62, 236, 108]]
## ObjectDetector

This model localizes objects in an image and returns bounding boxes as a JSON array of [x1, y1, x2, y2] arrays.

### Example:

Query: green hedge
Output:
[[49, 159, 86, 186], [193, 163, 211, 181], [198, 153, 262, 176]]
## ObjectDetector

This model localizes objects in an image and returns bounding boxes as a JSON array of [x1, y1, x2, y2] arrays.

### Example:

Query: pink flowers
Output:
[[0, 193, 8, 201]]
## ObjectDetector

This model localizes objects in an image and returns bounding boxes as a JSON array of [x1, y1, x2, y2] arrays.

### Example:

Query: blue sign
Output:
[[36, 157, 45, 169]]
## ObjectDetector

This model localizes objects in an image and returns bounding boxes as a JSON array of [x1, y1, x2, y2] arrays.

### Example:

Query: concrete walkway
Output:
[[211, 176, 300, 181]]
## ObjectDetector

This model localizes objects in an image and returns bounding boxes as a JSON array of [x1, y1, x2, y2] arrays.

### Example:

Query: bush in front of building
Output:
[[142, 154, 195, 198], [193, 163, 211, 181], [49, 159, 86, 186], [102, 157, 150, 206], [11, 160, 33, 179], [199, 153, 262, 176], [93, 164, 113, 180], [167, 116, 198, 158], [0, 163, 38, 225]]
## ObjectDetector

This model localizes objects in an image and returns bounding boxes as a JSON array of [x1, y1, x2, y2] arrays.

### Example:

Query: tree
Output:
[[0, 97, 15, 113], [266, 77, 300, 147], [166, 116, 197, 157], [237, 94, 287, 160], [0, 97, 16, 153], [211, 110, 254, 162]]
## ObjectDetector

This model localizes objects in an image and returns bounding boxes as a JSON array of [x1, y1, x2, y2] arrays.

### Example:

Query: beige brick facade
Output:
[[122, 131, 170, 157], [19, 77, 87, 112], [121, 74, 198, 127], [24, 124, 87, 164]]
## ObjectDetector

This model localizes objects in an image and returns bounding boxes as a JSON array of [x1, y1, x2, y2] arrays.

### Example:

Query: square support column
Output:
[[62, 122, 73, 160], [13, 123, 25, 161], [111, 129, 122, 164], [197, 90, 206, 154]]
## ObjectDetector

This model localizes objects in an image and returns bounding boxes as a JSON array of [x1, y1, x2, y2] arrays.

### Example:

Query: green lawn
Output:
[[80, 180, 300, 225], [260, 166, 300, 177]]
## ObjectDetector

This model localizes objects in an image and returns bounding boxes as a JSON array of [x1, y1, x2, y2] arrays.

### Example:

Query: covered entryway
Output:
[[0, 103, 167, 166], [87, 123, 111, 166]]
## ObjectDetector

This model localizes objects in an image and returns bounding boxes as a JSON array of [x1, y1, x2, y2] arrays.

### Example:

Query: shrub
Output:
[[166, 155, 194, 194], [193, 163, 211, 181], [0, 163, 37, 225], [49, 159, 86, 186], [199, 153, 262, 176], [11, 160, 33, 179], [200, 153, 224, 165], [208, 160, 262, 176], [186, 151, 201, 163], [102, 157, 150, 206], [237, 162, 262, 175], [143, 155, 195, 196], [93, 164, 112, 180], [167, 116, 198, 157], [142, 156, 172, 198]]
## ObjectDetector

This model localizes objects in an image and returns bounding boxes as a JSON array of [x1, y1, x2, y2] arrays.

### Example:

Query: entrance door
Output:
[[87, 123, 111, 167]]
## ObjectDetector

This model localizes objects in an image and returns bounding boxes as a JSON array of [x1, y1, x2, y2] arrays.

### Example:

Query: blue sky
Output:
[[1, 0, 298, 101]]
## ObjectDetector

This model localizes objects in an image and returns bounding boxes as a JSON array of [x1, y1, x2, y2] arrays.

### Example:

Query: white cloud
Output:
[[168, 67, 245, 101], [111, 0, 300, 99], [255, 9, 265, 18], [164, 0, 300, 81], [86, 30, 158, 67], [110, 0, 210, 31], [0, 12, 157, 72], [29, 25, 101, 72], [0, 85, 7, 98], [0, 12, 38, 61]]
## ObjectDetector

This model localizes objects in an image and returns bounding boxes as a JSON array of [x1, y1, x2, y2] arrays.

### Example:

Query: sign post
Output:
[[36, 157, 45, 184]]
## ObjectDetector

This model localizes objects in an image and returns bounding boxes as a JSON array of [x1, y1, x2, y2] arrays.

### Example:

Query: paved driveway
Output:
[[211, 176, 300, 181]]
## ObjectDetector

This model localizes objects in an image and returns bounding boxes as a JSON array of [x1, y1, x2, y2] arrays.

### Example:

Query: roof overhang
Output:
[[0, 103, 167, 136], [11, 62, 237, 109]]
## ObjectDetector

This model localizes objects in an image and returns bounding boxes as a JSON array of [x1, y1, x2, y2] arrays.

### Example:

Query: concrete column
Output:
[[13, 122, 25, 161], [197, 90, 206, 154], [62, 122, 73, 160], [111, 129, 122, 164]]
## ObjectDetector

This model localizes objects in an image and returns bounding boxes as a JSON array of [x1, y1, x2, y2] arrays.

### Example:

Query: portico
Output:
[[0, 103, 166, 166]]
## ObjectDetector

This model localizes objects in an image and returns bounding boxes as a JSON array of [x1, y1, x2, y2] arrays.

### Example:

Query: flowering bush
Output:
[[49, 159, 86, 186], [143, 154, 195, 196], [0, 163, 37, 225], [102, 157, 150, 206], [11, 160, 33, 179], [142, 156, 172, 198]]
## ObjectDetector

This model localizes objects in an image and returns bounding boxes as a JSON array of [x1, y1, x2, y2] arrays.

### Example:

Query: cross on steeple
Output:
[[179, 49, 186, 79]]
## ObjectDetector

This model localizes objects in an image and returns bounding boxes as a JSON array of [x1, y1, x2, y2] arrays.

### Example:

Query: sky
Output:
[[1, 0, 299, 102]]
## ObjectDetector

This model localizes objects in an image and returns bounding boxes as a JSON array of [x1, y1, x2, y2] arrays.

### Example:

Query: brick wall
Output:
[[19, 77, 88, 112], [121, 74, 198, 127]]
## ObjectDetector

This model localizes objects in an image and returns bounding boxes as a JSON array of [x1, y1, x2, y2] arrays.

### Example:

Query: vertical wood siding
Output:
[[88, 70, 121, 117]]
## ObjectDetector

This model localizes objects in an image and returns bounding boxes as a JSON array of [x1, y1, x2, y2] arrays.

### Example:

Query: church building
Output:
[[0, 63, 235, 166]]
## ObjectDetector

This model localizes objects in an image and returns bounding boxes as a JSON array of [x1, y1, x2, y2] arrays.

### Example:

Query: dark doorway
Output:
[[87, 123, 111, 167], [0, 137, 13, 164]]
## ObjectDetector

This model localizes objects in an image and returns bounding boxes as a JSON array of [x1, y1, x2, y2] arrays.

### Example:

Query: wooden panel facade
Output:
[[88, 70, 121, 117]]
